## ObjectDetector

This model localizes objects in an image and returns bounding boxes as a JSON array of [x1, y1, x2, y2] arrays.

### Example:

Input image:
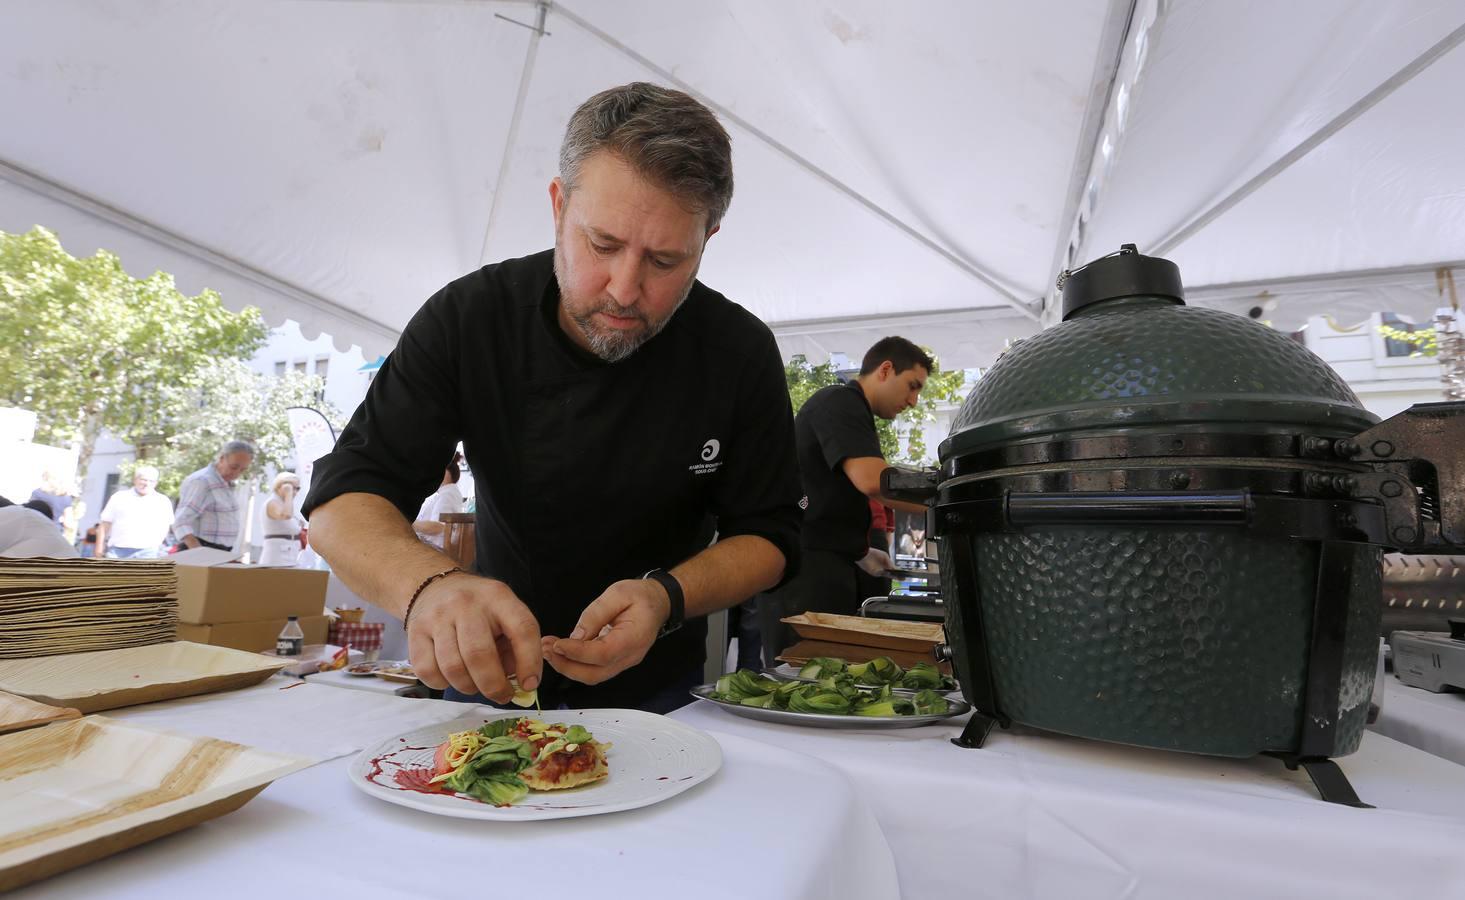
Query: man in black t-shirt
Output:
[[768, 337, 933, 655], [303, 84, 801, 713]]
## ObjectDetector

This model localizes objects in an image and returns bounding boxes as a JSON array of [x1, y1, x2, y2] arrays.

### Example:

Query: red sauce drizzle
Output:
[[364, 744, 444, 795]]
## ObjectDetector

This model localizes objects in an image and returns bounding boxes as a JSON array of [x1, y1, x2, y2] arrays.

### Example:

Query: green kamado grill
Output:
[[887, 245, 1465, 806]]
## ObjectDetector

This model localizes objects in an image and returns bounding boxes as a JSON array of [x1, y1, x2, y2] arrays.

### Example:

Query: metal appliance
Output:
[[887, 245, 1465, 806]]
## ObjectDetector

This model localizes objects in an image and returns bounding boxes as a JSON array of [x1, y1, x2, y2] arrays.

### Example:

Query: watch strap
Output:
[[643, 568, 685, 638]]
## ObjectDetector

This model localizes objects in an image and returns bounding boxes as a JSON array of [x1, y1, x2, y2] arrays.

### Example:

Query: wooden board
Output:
[[0, 691, 80, 735], [781, 612, 944, 653], [0, 716, 311, 892], [0, 642, 289, 714]]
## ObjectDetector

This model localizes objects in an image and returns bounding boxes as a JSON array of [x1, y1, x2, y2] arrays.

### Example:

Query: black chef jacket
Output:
[[794, 381, 883, 561], [303, 249, 802, 708]]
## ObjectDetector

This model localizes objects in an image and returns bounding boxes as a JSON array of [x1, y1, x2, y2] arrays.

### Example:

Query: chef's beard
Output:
[[553, 243, 694, 363]]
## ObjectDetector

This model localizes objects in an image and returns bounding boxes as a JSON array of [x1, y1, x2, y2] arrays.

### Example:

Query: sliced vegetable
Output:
[[847, 656, 902, 685], [787, 689, 852, 715], [798, 657, 847, 680], [708, 667, 954, 719], [911, 689, 950, 716]]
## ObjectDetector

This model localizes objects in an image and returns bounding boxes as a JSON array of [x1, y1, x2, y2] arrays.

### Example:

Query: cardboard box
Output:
[[176, 615, 329, 653], [173, 549, 328, 625]]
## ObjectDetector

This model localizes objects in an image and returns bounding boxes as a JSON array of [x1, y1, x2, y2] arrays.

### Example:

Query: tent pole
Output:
[[477, 0, 550, 265], [1042, 0, 1139, 326], [550, 4, 1039, 322], [1187, 259, 1465, 301], [770, 304, 1035, 336], [1150, 22, 1465, 258], [0, 156, 399, 348]]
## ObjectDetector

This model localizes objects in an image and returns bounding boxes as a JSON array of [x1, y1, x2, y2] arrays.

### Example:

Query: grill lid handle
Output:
[[1006, 491, 1252, 527], [881, 466, 938, 504]]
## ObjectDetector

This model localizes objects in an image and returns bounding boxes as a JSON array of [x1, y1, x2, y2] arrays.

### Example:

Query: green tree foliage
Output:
[[136, 360, 345, 497], [0, 226, 268, 482], [784, 352, 967, 464]]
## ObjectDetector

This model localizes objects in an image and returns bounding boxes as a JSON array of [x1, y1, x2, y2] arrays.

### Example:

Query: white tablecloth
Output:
[[303, 667, 412, 696], [1371, 676, 1465, 767], [103, 678, 465, 762], [672, 701, 1465, 900], [12, 689, 897, 900]]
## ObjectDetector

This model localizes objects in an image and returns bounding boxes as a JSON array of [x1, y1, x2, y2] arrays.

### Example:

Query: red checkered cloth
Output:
[[328, 621, 384, 652]]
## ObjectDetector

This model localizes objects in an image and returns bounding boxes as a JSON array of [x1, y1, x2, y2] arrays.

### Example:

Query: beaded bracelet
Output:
[[402, 567, 465, 631]]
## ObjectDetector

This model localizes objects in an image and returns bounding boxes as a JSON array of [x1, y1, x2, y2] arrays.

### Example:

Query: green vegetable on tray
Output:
[[710, 667, 951, 717], [797, 656, 958, 692]]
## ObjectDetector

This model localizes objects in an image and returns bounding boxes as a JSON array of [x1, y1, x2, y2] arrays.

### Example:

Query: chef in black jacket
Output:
[[768, 337, 932, 655], [304, 83, 801, 713]]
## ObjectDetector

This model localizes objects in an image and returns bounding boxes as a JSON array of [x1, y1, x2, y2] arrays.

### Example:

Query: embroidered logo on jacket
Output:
[[689, 439, 723, 475]]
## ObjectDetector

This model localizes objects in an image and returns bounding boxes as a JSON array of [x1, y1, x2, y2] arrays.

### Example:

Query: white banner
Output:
[[285, 406, 337, 513]]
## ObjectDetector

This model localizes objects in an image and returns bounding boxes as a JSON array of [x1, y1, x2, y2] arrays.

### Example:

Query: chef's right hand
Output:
[[405, 574, 542, 703]]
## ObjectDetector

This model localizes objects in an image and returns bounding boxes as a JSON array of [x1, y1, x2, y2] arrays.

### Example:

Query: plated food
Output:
[[350, 709, 719, 820], [420, 716, 611, 806]]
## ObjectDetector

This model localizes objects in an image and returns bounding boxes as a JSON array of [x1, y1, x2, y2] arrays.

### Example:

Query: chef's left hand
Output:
[[542, 578, 672, 685]]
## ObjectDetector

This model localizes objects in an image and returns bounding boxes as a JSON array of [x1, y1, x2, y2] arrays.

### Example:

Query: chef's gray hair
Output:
[[559, 82, 733, 230]]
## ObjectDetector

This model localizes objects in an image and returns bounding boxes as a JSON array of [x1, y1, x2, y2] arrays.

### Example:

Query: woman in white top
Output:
[[258, 472, 305, 566], [413, 453, 465, 549]]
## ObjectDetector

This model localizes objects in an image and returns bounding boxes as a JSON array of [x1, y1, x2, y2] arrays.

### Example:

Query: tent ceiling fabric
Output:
[[1077, 0, 1465, 329], [1, 1, 1461, 366], [0, 0, 1106, 363]]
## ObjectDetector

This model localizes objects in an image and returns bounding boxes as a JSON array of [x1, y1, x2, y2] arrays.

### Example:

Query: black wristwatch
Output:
[[642, 568, 685, 639]]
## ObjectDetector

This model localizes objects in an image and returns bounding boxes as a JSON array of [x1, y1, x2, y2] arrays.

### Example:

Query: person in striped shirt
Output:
[[173, 440, 255, 551]]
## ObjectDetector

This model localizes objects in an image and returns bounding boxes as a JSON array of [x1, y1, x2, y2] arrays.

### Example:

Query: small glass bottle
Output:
[[276, 616, 305, 657]]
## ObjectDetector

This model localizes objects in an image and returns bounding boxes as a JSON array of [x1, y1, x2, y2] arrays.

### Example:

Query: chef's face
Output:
[[550, 151, 717, 362], [869, 362, 929, 420]]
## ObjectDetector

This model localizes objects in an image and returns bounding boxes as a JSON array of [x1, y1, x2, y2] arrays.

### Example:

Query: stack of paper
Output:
[[0, 558, 178, 659]]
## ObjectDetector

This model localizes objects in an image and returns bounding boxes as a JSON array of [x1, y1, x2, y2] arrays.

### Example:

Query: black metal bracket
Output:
[[1297, 543, 1353, 759], [881, 466, 939, 506], [1268, 753, 1373, 808], [1352, 401, 1465, 550], [944, 530, 1012, 746], [950, 711, 1005, 749]]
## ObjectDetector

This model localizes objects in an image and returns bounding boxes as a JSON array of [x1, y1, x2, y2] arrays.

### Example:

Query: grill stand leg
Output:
[[1268, 541, 1371, 807], [951, 711, 1005, 749], [1269, 753, 1373, 808]]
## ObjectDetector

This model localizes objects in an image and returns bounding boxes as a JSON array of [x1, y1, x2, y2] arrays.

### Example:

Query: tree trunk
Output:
[[73, 405, 103, 493]]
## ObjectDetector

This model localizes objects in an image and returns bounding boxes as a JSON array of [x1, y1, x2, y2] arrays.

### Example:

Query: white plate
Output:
[[348, 708, 721, 820]]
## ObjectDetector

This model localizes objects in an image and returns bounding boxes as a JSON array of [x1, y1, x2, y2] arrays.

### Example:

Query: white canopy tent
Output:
[[2, 0, 1462, 368]]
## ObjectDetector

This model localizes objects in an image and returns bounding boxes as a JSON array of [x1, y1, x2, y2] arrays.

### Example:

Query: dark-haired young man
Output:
[[769, 337, 932, 654]]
